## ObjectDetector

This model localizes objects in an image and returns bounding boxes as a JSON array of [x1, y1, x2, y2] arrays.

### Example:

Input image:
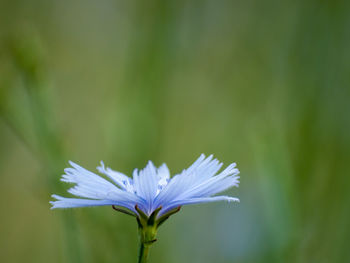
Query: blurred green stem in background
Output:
[[0, 29, 83, 263]]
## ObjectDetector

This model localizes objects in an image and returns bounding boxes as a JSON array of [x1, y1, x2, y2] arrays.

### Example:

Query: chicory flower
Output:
[[51, 154, 240, 263]]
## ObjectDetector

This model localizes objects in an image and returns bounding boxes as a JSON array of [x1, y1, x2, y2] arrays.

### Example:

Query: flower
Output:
[[50, 154, 240, 218]]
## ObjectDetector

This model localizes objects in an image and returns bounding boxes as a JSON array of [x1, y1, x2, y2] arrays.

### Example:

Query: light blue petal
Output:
[[154, 154, 227, 208], [59, 162, 148, 210], [97, 161, 134, 192], [194, 175, 240, 197], [157, 164, 170, 187], [193, 158, 222, 183], [63, 161, 117, 191], [153, 154, 208, 208], [184, 153, 206, 174], [159, 195, 239, 216], [181, 157, 223, 190], [152, 173, 186, 210], [136, 161, 159, 214], [50, 194, 136, 212], [175, 163, 240, 200]]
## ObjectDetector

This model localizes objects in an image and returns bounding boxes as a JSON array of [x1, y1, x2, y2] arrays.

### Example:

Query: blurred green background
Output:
[[1, 0, 350, 262]]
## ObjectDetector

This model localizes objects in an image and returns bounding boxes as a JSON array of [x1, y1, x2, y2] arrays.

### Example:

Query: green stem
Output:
[[138, 241, 151, 263], [136, 216, 157, 263]]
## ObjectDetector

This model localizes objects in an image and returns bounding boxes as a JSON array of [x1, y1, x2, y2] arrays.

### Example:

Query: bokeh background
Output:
[[1, 1, 350, 262]]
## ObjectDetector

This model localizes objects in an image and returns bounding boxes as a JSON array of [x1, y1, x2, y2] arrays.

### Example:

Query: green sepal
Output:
[[156, 206, 181, 227], [138, 220, 158, 245], [135, 205, 149, 224], [136, 205, 182, 243], [147, 206, 162, 226], [136, 205, 181, 263], [112, 205, 136, 217]]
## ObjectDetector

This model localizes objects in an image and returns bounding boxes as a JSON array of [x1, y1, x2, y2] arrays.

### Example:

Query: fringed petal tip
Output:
[[50, 195, 61, 209], [51, 194, 60, 199], [68, 160, 76, 167], [227, 197, 240, 203], [49, 201, 56, 210]]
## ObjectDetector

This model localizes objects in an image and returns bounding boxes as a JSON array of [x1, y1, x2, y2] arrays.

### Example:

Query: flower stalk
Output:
[[135, 205, 181, 263], [137, 225, 156, 263], [136, 205, 159, 263]]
